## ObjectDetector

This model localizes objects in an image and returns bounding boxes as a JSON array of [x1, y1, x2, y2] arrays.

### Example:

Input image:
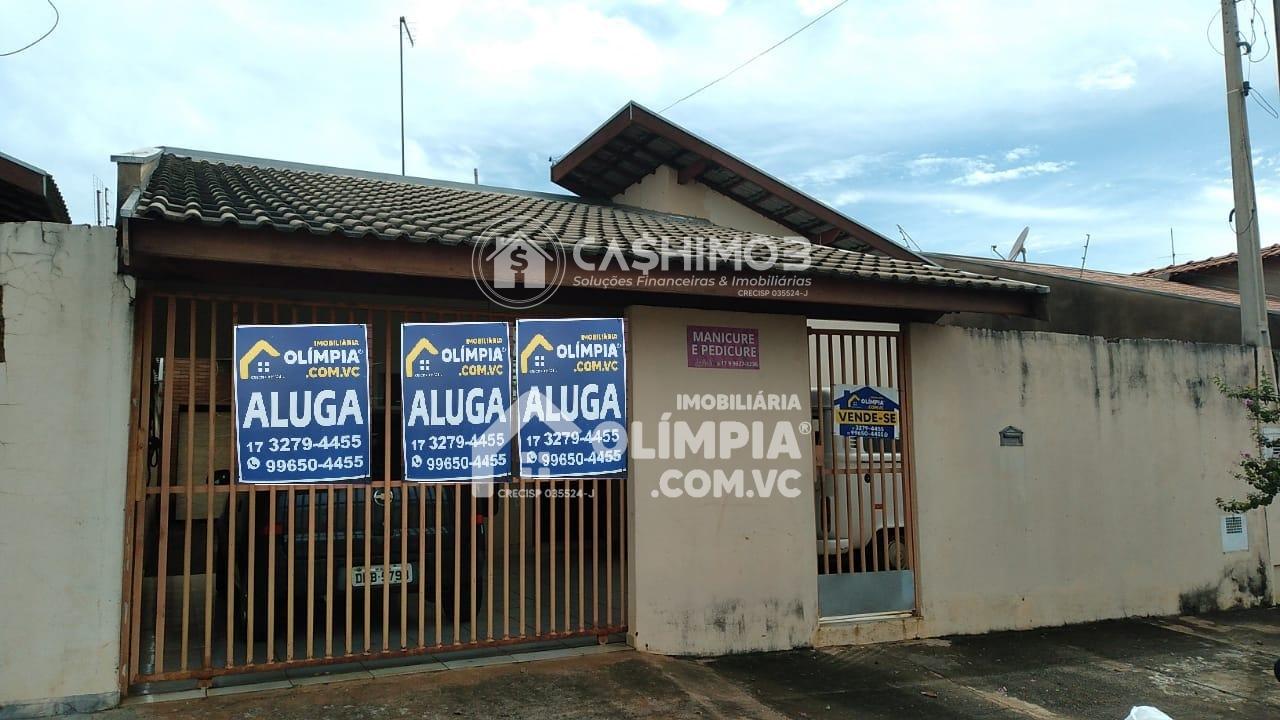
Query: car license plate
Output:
[[351, 563, 412, 587]]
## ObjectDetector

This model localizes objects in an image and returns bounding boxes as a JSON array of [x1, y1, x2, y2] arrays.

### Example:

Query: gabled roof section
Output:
[[1138, 244, 1280, 279], [550, 102, 922, 262], [118, 148, 1046, 305], [0, 150, 70, 224]]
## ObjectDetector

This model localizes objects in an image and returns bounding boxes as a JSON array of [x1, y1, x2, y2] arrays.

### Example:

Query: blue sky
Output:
[[3, 0, 1280, 273]]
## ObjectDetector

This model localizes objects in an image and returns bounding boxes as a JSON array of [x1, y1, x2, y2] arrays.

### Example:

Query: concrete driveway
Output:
[[99, 608, 1279, 719]]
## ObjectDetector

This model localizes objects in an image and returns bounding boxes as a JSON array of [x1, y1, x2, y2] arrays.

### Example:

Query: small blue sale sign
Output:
[[233, 324, 371, 483], [832, 384, 900, 440]]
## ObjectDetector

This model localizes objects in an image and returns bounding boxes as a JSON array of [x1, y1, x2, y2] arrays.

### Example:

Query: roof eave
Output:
[[125, 220, 1047, 319], [550, 102, 927, 264]]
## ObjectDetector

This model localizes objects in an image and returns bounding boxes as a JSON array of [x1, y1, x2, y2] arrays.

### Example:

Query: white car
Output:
[[812, 388, 908, 572]]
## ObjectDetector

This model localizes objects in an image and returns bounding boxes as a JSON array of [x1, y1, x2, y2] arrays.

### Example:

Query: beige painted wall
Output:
[[626, 305, 817, 654], [894, 325, 1269, 639], [613, 165, 797, 238], [0, 223, 134, 714]]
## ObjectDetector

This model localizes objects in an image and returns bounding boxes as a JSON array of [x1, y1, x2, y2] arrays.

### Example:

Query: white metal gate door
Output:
[[809, 326, 918, 618]]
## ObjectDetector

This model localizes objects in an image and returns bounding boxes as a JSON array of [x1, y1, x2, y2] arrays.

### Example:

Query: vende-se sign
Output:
[[687, 325, 759, 370]]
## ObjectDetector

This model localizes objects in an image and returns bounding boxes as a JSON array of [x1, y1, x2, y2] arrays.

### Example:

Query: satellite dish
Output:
[[1006, 226, 1029, 261]]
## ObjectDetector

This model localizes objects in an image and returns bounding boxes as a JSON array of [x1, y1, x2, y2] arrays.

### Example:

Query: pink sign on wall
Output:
[[687, 325, 759, 370]]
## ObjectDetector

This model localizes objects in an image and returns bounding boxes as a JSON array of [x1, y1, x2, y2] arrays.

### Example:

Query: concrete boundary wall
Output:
[[820, 324, 1271, 645], [0, 223, 134, 717]]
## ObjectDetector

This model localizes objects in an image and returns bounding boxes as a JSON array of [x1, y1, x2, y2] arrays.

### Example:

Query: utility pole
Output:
[[399, 16, 415, 176], [1222, 0, 1275, 379]]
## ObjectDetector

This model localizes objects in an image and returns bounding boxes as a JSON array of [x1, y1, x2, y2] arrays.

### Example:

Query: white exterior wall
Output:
[[626, 306, 817, 654], [820, 325, 1271, 645], [0, 223, 134, 716]]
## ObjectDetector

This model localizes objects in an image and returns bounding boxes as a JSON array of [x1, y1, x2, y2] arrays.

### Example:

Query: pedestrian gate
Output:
[[809, 326, 918, 618], [120, 291, 627, 691]]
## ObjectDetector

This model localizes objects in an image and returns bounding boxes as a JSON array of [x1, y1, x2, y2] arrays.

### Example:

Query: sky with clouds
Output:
[[4, 0, 1280, 273]]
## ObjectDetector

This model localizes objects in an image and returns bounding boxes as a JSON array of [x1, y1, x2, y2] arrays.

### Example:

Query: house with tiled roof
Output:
[[3, 102, 1274, 714], [931, 253, 1280, 344], [1139, 244, 1280, 300], [0, 150, 69, 223]]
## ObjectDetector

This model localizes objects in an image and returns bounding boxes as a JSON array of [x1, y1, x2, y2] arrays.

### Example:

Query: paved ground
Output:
[[100, 608, 1279, 719]]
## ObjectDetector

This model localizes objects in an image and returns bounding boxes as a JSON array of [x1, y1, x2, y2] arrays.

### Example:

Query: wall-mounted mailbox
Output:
[[999, 426, 1024, 447]]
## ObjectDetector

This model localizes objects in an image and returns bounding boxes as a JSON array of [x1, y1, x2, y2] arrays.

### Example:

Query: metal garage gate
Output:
[[809, 326, 919, 618], [120, 291, 627, 690]]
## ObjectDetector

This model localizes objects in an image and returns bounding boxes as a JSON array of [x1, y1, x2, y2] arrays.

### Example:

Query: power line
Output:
[[1248, 0, 1271, 62], [659, 0, 850, 113], [0, 0, 59, 57]]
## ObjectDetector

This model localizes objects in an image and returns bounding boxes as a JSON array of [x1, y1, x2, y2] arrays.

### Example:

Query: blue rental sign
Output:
[[234, 324, 371, 483], [832, 384, 900, 440], [401, 322, 512, 482], [516, 318, 627, 478]]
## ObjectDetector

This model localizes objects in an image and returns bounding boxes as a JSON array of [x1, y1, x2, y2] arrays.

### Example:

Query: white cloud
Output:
[[833, 189, 1098, 222], [954, 160, 1074, 186], [906, 154, 991, 177], [796, 0, 842, 15], [796, 153, 884, 184], [1076, 58, 1137, 91], [1005, 146, 1036, 162]]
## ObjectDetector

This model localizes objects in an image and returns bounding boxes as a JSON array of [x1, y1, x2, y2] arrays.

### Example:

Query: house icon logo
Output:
[[486, 231, 553, 289], [238, 339, 281, 379], [470, 216, 567, 310]]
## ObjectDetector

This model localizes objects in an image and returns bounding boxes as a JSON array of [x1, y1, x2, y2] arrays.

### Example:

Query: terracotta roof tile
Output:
[[127, 149, 1046, 296], [1137, 244, 1280, 278]]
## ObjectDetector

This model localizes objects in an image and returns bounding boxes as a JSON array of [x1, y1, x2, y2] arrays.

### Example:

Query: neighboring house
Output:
[[0, 150, 70, 223], [1140, 245, 1280, 299], [930, 253, 1280, 344]]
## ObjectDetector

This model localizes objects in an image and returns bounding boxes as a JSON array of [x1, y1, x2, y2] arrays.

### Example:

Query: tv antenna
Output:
[[1079, 233, 1091, 277], [399, 16, 416, 176], [896, 224, 923, 253], [1006, 226, 1029, 261]]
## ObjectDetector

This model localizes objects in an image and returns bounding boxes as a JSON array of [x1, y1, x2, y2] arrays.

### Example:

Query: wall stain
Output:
[[1185, 378, 1206, 411], [1177, 584, 1217, 615]]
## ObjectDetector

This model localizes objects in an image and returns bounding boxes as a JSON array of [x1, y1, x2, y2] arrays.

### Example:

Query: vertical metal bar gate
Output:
[[119, 291, 628, 690], [809, 326, 920, 617]]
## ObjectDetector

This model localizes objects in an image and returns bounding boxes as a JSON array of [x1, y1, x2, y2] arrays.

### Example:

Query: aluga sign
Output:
[[233, 324, 372, 483], [516, 318, 627, 478], [401, 321, 512, 482]]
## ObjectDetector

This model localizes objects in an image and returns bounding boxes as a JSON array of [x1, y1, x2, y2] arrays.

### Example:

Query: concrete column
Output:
[[625, 306, 816, 655]]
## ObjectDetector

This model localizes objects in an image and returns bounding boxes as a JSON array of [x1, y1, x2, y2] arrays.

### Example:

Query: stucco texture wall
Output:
[[626, 306, 816, 655], [906, 325, 1270, 637], [613, 166, 796, 238], [0, 223, 134, 714]]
